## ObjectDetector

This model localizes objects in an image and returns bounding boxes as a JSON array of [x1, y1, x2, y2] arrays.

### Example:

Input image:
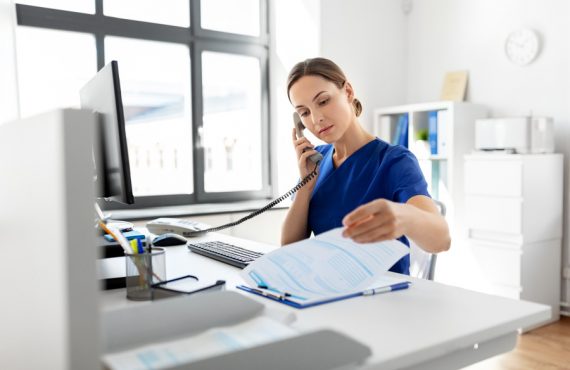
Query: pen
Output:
[[137, 238, 144, 254], [250, 286, 288, 301], [257, 284, 307, 301], [362, 282, 410, 296]]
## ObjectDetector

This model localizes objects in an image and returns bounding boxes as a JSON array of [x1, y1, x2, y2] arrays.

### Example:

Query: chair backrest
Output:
[[409, 199, 446, 280]]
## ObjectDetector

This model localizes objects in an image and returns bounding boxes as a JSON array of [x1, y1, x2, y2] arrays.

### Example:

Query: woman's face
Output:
[[289, 75, 354, 143]]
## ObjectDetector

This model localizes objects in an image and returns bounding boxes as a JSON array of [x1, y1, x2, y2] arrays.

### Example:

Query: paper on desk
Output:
[[240, 227, 410, 304], [103, 316, 297, 370]]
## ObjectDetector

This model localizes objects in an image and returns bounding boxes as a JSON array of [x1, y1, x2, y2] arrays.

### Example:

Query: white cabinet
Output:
[[464, 154, 563, 324], [373, 101, 487, 236]]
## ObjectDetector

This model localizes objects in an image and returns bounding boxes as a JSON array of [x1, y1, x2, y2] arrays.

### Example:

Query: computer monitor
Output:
[[80, 60, 134, 205]]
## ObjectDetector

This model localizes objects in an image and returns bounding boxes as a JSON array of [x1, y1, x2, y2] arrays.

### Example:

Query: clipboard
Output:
[[236, 281, 410, 309]]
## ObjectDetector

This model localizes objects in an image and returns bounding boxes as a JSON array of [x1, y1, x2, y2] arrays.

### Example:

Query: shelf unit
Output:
[[373, 101, 487, 236]]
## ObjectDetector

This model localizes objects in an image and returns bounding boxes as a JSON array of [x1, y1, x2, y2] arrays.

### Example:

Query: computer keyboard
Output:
[[187, 241, 264, 269]]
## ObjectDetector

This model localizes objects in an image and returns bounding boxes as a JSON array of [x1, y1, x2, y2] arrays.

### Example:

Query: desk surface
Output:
[[100, 233, 550, 370]]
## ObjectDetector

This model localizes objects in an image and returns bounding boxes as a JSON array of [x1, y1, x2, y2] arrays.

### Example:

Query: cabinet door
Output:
[[466, 196, 523, 234], [465, 160, 523, 196]]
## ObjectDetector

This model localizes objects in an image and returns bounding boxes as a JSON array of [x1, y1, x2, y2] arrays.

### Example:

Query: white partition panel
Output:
[[0, 109, 99, 369]]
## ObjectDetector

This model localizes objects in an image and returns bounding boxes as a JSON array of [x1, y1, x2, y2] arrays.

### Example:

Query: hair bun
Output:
[[353, 98, 363, 117]]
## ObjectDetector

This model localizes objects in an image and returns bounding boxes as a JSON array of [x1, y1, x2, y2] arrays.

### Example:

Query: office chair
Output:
[[409, 199, 446, 281]]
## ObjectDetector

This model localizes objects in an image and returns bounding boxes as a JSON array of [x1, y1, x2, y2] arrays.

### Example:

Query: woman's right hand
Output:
[[291, 128, 320, 179]]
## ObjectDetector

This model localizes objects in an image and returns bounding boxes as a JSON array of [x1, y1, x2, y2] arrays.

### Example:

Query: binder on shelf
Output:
[[436, 110, 448, 156], [396, 113, 409, 148], [428, 111, 438, 155]]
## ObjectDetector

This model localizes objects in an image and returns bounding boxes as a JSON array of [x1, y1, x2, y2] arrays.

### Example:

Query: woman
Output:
[[281, 57, 450, 275]]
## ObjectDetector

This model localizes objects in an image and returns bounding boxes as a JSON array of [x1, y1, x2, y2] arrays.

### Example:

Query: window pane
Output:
[[201, 0, 260, 36], [17, 0, 94, 13], [105, 37, 193, 196], [104, 0, 189, 27], [202, 51, 262, 192], [16, 27, 96, 117]]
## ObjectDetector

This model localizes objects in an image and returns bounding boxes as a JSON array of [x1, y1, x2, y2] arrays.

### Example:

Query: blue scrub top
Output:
[[308, 138, 430, 275]]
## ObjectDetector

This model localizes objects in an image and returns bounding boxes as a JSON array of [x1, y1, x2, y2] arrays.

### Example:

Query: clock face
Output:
[[505, 28, 540, 66]]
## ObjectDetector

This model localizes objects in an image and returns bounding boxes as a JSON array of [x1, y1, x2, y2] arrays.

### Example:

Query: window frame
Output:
[[15, 0, 272, 210]]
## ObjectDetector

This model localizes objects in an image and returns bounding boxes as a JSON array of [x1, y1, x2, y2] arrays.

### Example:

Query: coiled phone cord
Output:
[[186, 163, 319, 236]]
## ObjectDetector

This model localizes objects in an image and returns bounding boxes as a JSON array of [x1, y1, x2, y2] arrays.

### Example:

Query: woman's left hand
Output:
[[341, 199, 408, 243]]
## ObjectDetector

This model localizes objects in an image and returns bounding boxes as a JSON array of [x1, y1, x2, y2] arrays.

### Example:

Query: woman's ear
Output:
[[344, 81, 355, 102]]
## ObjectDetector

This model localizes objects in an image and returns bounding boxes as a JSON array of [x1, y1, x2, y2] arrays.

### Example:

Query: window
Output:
[[15, 0, 270, 209]]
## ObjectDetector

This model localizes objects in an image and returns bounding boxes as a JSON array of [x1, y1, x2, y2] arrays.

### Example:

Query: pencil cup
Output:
[[125, 247, 166, 301]]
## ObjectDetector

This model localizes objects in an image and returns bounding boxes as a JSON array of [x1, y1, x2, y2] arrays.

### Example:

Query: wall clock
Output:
[[505, 28, 540, 66]]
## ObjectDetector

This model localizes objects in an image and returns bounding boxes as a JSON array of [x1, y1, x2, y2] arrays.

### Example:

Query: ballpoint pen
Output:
[[362, 282, 410, 296], [250, 286, 288, 301], [257, 284, 307, 301]]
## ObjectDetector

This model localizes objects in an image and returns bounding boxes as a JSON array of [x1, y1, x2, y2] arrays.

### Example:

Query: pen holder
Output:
[[125, 247, 166, 301]]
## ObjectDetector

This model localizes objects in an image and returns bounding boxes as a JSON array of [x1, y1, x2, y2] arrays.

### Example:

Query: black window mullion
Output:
[[191, 43, 205, 205], [95, 33, 104, 71], [94, 0, 103, 70], [17, 4, 192, 44]]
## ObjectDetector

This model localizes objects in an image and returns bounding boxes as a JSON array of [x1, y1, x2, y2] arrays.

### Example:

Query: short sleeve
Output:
[[384, 146, 431, 203]]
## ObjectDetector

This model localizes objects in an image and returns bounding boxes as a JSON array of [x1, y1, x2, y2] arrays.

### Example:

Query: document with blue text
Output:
[[238, 228, 411, 308]]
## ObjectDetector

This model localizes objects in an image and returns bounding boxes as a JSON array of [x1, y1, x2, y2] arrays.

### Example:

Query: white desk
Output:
[[100, 233, 551, 370]]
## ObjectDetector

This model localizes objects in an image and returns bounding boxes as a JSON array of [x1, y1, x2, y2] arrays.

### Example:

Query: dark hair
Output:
[[287, 57, 363, 117]]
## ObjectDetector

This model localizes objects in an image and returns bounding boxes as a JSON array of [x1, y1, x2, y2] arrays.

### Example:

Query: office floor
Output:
[[462, 316, 570, 369]]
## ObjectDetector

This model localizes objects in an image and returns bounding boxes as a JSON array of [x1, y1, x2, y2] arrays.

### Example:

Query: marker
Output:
[[130, 239, 139, 254]]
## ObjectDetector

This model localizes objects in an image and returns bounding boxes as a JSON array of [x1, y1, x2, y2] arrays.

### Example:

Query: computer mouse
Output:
[[152, 233, 188, 247]]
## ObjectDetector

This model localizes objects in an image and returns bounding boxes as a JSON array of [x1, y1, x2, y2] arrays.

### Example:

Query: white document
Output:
[[239, 228, 410, 306], [103, 316, 297, 370]]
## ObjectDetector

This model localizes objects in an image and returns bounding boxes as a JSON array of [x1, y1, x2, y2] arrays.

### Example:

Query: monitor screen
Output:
[[80, 61, 134, 205]]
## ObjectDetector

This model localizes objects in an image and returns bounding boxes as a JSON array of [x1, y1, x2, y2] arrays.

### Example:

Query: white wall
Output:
[[321, 0, 408, 132], [406, 0, 570, 309], [0, 0, 20, 124]]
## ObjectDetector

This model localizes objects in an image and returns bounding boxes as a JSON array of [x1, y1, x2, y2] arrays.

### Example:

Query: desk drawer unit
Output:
[[464, 153, 563, 324], [465, 159, 522, 196], [468, 240, 521, 288], [466, 196, 522, 235], [464, 154, 563, 244]]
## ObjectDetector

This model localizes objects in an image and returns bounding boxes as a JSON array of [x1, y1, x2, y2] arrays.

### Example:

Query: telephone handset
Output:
[[151, 113, 323, 237], [293, 112, 324, 164]]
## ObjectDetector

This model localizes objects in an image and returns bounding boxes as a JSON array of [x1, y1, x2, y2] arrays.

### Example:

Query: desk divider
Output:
[[101, 291, 371, 369]]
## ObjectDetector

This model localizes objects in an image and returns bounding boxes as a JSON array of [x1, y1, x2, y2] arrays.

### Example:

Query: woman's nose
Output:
[[311, 111, 325, 126]]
